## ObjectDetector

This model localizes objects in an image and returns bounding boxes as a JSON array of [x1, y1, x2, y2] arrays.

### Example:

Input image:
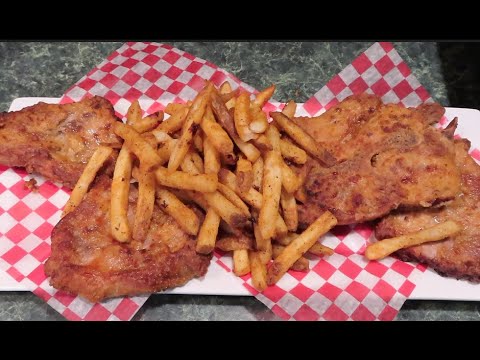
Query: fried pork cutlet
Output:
[[44, 176, 211, 302], [296, 95, 461, 226], [0, 97, 122, 188], [376, 137, 480, 281]]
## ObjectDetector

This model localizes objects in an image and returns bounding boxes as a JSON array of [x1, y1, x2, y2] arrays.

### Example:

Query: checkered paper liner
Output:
[[0, 41, 463, 321]]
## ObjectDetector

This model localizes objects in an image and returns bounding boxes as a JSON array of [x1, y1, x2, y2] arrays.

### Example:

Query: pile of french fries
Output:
[[61, 80, 462, 292]]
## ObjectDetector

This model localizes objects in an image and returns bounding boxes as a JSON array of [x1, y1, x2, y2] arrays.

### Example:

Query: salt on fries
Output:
[[365, 220, 462, 260]]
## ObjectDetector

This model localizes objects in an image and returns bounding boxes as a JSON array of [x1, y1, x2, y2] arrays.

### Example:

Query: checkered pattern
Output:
[[1, 41, 471, 321]]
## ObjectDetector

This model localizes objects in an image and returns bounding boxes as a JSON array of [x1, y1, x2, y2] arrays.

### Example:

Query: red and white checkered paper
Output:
[[0, 41, 438, 321]]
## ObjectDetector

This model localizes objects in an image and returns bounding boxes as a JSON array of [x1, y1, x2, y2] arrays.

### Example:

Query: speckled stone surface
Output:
[[1, 41, 479, 321]]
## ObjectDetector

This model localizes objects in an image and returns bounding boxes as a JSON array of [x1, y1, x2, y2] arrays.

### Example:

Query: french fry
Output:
[[215, 234, 254, 251], [234, 92, 258, 141], [63, 146, 113, 217], [259, 151, 283, 241], [165, 103, 187, 116], [267, 211, 337, 285], [203, 137, 221, 175], [185, 150, 204, 174], [249, 104, 269, 134], [220, 90, 238, 104], [258, 237, 273, 265], [275, 233, 334, 256], [110, 146, 133, 243], [217, 183, 250, 217], [252, 157, 264, 192], [272, 244, 309, 272], [157, 138, 177, 165], [281, 161, 301, 194], [133, 167, 156, 241], [270, 112, 336, 167], [249, 251, 267, 291], [193, 132, 203, 153], [168, 83, 213, 172], [200, 106, 235, 158], [126, 100, 142, 126], [131, 112, 164, 133], [236, 157, 253, 194], [231, 132, 261, 163], [219, 81, 232, 94], [279, 138, 307, 164], [365, 220, 463, 260], [196, 207, 221, 254], [265, 124, 281, 152], [254, 221, 270, 253], [155, 107, 189, 134], [251, 134, 272, 152], [156, 187, 200, 236], [280, 189, 298, 232], [142, 132, 158, 149], [114, 122, 162, 170], [309, 243, 334, 256], [253, 85, 275, 108], [210, 89, 237, 139], [155, 166, 217, 192], [233, 249, 250, 276], [282, 100, 297, 119], [225, 97, 236, 110], [180, 190, 209, 211], [202, 191, 249, 231]]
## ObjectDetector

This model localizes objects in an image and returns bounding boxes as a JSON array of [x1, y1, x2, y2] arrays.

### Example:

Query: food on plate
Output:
[[0, 96, 122, 188], [296, 96, 461, 226], [44, 176, 211, 302], [376, 137, 480, 281], [24, 178, 38, 192]]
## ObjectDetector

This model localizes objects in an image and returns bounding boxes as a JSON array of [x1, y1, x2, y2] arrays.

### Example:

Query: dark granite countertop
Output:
[[1, 41, 480, 321]]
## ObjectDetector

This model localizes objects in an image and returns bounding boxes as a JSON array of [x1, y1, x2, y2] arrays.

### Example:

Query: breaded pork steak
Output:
[[44, 176, 211, 302], [376, 138, 480, 282], [0, 97, 122, 188], [296, 95, 461, 226]]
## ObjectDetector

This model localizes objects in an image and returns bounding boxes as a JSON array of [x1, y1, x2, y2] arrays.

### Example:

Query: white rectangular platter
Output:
[[2, 98, 479, 301]]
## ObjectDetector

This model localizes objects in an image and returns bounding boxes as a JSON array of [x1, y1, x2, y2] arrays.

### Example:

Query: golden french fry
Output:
[[157, 139, 177, 165], [253, 85, 275, 108], [280, 138, 307, 164], [142, 132, 158, 149], [193, 132, 203, 153], [133, 167, 156, 241], [225, 97, 236, 110], [131, 112, 164, 133], [281, 161, 301, 194], [156, 187, 200, 236], [210, 89, 237, 139], [219, 81, 233, 94], [220, 90, 238, 104], [252, 157, 264, 192], [280, 189, 298, 232], [309, 243, 334, 256], [272, 244, 309, 272], [270, 112, 336, 167], [203, 137, 221, 175], [267, 211, 337, 285], [114, 122, 162, 170], [155, 107, 189, 134], [259, 151, 283, 241], [181, 150, 204, 174], [179, 189, 209, 210], [236, 157, 253, 194], [233, 249, 250, 276], [217, 183, 250, 217], [216, 234, 254, 251], [251, 134, 272, 152], [249, 104, 269, 134], [202, 191, 249, 231], [196, 207, 221, 254], [234, 92, 258, 141], [254, 221, 269, 253], [63, 146, 113, 217], [168, 83, 213, 172], [110, 146, 132, 242], [265, 124, 281, 152], [258, 237, 273, 265], [231, 132, 261, 163], [249, 251, 267, 291], [126, 100, 142, 126], [165, 103, 187, 116], [282, 100, 297, 119], [200, 106, 235, 157], [155, 166, 217, 192], [365, 220, 463, 260]]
